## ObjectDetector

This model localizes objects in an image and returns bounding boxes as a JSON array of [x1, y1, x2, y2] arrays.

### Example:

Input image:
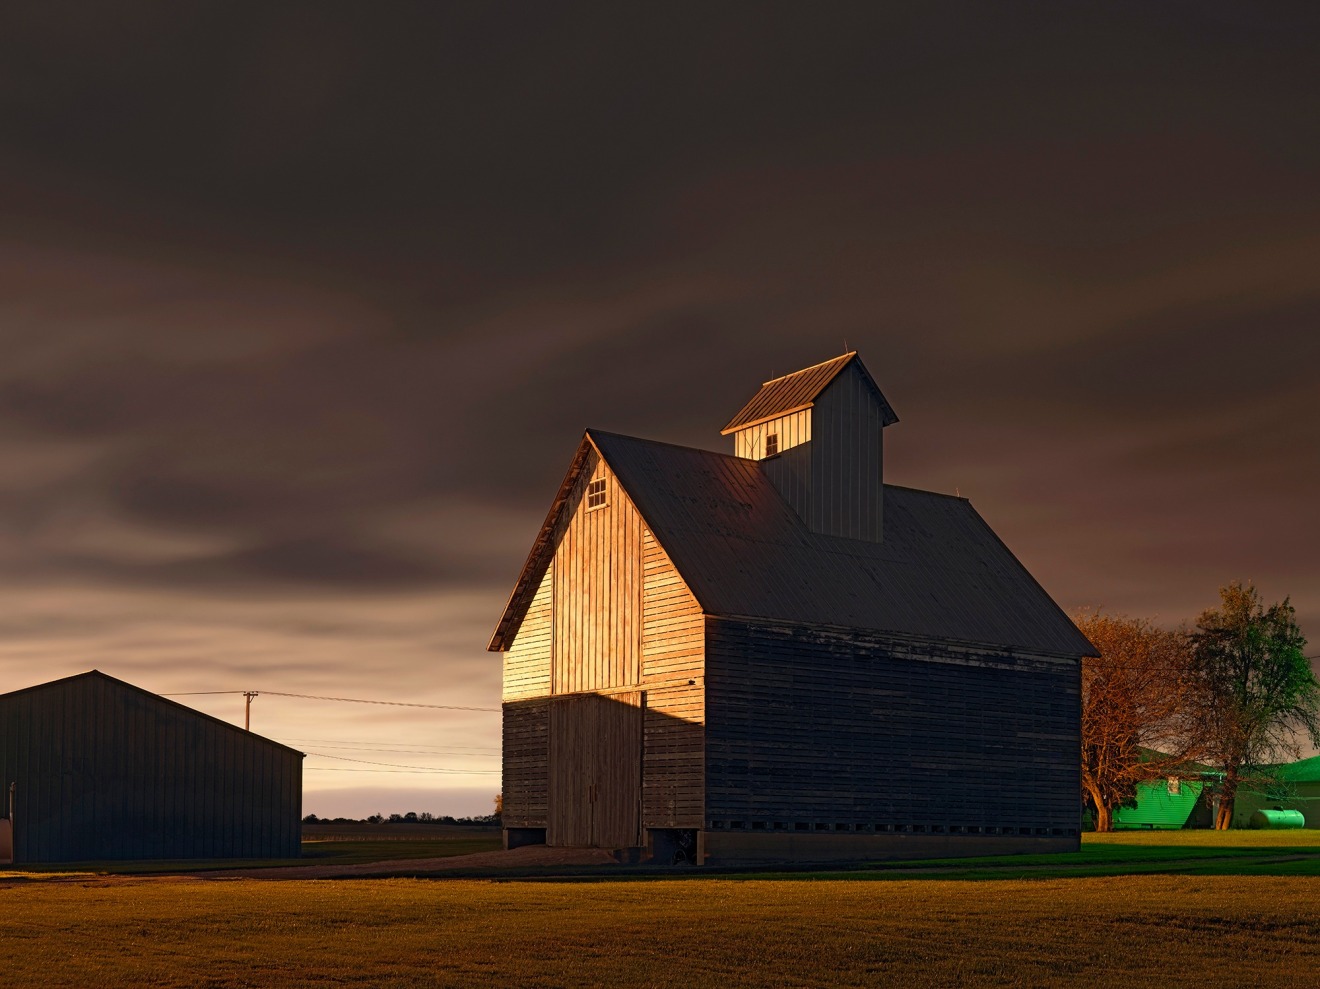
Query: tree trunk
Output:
[[1084, 782, 1113, 832], [1094, 803, 1113, 832], [1215, 795, 1236, 830], [1215, 776, 1239, 830]]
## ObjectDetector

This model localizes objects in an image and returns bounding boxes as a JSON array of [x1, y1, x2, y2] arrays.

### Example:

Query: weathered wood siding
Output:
[[501, 698, 549, 828], [704, 617, 1080, 836], [552, 457, 644, 694], [502, 562, 552, 701], [548, 691, 644, 846], [809, 361, 885, 541], [0, 673, 302, 862], [641, 529, 705, 828], [733, 409, 811, 460]]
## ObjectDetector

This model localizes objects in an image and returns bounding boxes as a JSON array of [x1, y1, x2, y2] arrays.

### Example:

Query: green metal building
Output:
[[1233, 756, 1320, 828], [1111, 776, 1205, 830]]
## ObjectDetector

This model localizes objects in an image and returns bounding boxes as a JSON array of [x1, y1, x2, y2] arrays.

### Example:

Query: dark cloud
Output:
[[3, 2, 1319, 808]]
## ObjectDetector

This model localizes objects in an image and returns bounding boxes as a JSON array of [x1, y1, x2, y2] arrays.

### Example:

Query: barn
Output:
[[490, 352, 1096, 863], [0, 670, 303, 863]]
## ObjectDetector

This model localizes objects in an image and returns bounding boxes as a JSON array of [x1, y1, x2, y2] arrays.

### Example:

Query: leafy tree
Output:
[[1192, 581, 1320, 829], [1075, 612, 1204, 831]]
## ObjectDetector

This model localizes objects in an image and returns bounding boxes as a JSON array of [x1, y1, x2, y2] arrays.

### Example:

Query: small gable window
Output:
[[587, 477, 608, 509], [1167, 777, 1181, 796], [765, 433, 779, 457]]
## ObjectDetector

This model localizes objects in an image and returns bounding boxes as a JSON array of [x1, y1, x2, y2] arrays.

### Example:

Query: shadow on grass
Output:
[[3, 835, 503, 875]]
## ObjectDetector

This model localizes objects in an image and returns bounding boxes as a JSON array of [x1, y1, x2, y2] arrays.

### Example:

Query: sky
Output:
[[2, 2, 1318, 817]]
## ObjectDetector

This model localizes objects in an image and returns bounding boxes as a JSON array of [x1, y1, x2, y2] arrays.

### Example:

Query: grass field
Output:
[[2, 832, 1317, 987]]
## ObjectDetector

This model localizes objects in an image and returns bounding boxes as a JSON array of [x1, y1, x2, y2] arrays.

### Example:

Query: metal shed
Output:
[[0, 670, 303, 863]]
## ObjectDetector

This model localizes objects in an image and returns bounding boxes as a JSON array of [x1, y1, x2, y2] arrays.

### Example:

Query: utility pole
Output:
[[244, 691, 259, 731]]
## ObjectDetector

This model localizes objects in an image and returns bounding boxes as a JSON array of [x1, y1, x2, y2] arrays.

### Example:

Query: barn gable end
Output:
[[496, 436, 706, 840]]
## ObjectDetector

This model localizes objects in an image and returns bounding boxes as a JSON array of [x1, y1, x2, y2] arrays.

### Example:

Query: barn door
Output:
[[548, 692, 644, 847]]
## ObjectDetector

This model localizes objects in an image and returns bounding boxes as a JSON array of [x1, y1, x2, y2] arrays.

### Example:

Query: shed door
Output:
[[547, 692, 644, 847]]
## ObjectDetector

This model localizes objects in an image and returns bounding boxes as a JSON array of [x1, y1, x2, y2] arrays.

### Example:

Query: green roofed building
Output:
[[1111, 775, 1206, 830], [1233, 756, 1320, 829], [1104, 757, 1320, 830]]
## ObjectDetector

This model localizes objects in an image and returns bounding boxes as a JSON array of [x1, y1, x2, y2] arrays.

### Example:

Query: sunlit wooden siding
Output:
[[732, 408, 811, 460], [641, 529, 704, 828], [704, 618, 1080, 835], [0, 672, 302, 863], [502, 562, 552, 701], [500, 451, 707, 837], [552, 457, 643, 694]]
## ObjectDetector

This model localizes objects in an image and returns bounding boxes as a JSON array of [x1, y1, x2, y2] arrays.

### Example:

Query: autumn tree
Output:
[[1075, 612, 1204, 831], [1191, 581, 1320, 829]]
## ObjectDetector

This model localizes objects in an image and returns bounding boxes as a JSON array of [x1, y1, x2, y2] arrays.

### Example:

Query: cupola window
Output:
[[765, 433, 779, 457]]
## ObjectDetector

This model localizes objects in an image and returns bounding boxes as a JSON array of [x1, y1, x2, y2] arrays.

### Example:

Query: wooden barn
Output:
[[0, 670, 303, 863], [490, 352, 1096, 863]]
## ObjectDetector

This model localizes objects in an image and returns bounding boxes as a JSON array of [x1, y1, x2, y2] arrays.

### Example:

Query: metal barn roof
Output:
[[491, 430, 1097, 658], [0, 670, 304, 757], [720, 352, 899, 434]]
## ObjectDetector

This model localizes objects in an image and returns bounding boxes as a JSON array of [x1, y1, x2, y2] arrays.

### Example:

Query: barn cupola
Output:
[[721, 352, 898, 542]]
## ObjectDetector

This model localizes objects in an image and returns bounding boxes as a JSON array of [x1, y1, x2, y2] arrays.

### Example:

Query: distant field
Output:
[[2, 871, 1317, 988]]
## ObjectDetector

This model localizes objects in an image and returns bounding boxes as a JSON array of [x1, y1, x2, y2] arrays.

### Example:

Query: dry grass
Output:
[[3, 832, 1318, 986], [2, 872, 1318, 987]]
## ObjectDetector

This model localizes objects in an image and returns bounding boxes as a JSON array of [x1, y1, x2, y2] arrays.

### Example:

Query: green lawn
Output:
[[5, 828, 1318, 881]]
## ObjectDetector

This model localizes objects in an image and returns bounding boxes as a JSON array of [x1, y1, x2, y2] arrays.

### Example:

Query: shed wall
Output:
[[704, 618, 1080, 837], [0, 675, 302, 862]]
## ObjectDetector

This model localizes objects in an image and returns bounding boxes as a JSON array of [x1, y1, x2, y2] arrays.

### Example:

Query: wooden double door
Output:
[[547, 691, 644, 847]]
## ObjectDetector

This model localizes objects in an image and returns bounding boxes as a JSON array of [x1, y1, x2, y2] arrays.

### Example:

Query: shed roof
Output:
[[1276, 755, 1320, 784], [0, 670, 304, 757], [491, 430, 1097, 658], [720, 352, 898, 434]]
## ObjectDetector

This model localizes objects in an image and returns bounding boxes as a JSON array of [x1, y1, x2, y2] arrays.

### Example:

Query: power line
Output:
[[303, 751, 499, 774], [285, 742, 500, 756], [282, 736, 499, 750], [303, 767, 490, 775], [163, 690, 497, 712]]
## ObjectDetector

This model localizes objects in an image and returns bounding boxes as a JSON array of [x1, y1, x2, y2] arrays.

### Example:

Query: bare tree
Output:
[[1192, 581, 1320, 829], [1075, 612, 1204, 831]]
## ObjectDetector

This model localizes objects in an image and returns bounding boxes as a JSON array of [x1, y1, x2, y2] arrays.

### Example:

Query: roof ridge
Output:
[[882, 482, 970, 502], [759, 351, 855, 386], [586, 428, 746, 462]]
